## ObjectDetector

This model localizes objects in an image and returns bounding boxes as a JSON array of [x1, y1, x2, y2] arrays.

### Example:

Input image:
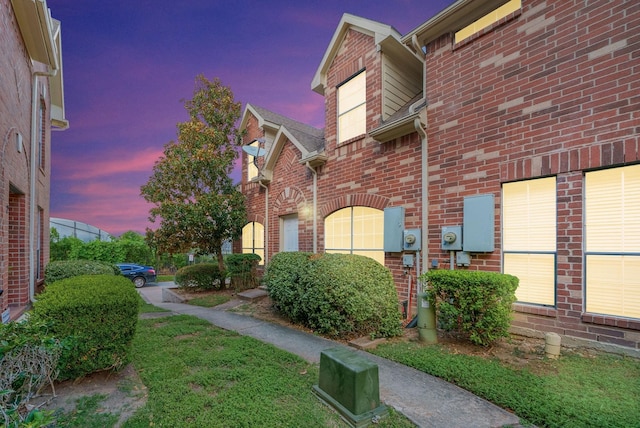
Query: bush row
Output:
[[174, 253, 262, 291], [45, 259, 118, 285], [265, 252, 402, 339], [421, 269, 518, 346]]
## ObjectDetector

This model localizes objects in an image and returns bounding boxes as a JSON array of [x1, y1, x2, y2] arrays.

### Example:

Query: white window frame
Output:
[[502, 177, 557, 306], [337, 71, 366, 144]]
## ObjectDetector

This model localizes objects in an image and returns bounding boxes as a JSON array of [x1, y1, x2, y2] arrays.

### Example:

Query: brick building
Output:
[[0, 0, 68, 322], [239, 0, 640, 352]]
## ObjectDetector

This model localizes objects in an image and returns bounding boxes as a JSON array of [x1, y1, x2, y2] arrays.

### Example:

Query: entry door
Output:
[[282, 215, 299, 252]]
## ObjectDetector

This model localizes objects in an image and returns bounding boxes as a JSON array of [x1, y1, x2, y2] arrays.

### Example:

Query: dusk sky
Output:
[[47, 0, 455, 237]]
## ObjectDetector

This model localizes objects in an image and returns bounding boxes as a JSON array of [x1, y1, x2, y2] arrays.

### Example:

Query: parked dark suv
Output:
[[116, 263, 157, 288]]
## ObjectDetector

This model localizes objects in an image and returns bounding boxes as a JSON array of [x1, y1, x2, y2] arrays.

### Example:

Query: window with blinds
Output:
[[338, 71, 366, 144], [503, 177, 556, 305], [585, 165, 640, 318]]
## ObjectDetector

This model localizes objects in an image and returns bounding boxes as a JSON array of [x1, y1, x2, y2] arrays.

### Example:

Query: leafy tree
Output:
[[141, 75, 246, 273]]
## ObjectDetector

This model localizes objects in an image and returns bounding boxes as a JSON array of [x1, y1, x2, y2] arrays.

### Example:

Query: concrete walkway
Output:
[[138, 283, 524, 428]]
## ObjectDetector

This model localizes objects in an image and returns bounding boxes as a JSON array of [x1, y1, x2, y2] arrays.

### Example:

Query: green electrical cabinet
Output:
[[313, 347, 388, 427]]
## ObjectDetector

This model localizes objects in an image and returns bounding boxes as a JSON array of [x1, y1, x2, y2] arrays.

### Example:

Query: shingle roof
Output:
[[249, 104, 325, 153]]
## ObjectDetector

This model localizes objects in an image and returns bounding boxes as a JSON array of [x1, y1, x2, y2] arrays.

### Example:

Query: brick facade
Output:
[[419, 0, 639, 351], [1, 0, 60, 321], [240, 0, 640, 352]]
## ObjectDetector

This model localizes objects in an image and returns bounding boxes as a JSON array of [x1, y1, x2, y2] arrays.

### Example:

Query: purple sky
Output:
[[47, 0, 454, 236]]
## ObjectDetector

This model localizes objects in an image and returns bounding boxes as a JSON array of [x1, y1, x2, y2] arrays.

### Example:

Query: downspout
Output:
[[259, 181, 269, 263], [412, 34, 437, 344], [30, 69, 57, 303], [305, 162, 318, 253]]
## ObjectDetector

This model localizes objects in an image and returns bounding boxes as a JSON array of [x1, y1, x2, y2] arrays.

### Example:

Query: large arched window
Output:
[[324, 206, 384, 265], [242, 222, 264, 265]]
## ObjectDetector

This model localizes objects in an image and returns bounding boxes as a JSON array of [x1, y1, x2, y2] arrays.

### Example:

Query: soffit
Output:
[[402, 0, 511, 48]]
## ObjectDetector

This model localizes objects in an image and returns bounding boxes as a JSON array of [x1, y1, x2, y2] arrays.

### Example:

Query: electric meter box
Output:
[[441, 226, 462, 251], [403, 229, 421, 252]]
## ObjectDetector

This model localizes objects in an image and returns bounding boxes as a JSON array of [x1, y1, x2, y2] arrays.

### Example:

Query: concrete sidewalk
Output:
[[138, 283, 524, 428]]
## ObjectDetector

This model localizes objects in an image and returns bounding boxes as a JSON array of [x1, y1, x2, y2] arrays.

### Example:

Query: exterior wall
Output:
[[0, 0, 53, 321], [318, 28, 423, 308], [423, 0, 640, 350]]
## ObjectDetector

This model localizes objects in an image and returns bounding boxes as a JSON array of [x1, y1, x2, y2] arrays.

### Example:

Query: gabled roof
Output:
[[248, 104, 324, 154], [239, 104, 326, 182], [311, 13, 406, 95]]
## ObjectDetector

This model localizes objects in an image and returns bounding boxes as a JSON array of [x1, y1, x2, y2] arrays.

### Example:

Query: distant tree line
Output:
[[49, 229, 189, 273]]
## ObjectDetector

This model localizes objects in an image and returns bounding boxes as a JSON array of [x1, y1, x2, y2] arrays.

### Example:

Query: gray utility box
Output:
[[313, 347, 388, 427], [383, 207, 404, 252], [463, 194, 495, 252]]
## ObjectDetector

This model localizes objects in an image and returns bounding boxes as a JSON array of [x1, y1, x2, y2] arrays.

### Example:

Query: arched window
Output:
[[242, 222, 264, 265], [325, 206, 384, 265]]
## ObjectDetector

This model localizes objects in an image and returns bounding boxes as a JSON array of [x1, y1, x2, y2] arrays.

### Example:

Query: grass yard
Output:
[[371, 341, 640, 428], [118, 313, 412, 427]]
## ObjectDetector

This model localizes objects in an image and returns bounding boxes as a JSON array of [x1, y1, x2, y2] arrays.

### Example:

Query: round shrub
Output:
[[263, 252, 314, 322], [175, 263, 226, 291], [265, 252, 402, 339], [422, 269, 518, 346], [31, 275, 139, 380], [44, 260, 118, 285]]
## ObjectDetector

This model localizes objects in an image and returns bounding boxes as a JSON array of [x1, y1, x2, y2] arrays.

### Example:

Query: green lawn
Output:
[[370, 341, 640, 428]]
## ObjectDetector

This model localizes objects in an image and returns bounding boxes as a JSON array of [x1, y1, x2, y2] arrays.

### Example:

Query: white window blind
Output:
[[503, 177, 556, 305], [585, 165, 640, 318], [338, 71, 366, 144]]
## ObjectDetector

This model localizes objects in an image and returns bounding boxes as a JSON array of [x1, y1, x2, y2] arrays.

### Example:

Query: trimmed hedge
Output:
[[45, 260, 118, 285], [265, 252, 402, 339], [422, 270, 518, 346], [175, 263, 226, 291], [30, 275, 139, 380], [226, 253, 261, 291]]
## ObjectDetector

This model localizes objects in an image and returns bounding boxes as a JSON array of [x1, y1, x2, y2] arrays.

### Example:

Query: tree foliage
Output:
[[140, 75, 246, 270]]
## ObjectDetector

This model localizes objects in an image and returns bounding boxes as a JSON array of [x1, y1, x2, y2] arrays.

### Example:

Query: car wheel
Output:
[[133, 276, 146, 288]]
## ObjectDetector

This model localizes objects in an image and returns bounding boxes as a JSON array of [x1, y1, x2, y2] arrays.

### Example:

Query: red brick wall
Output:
[[424, 0, 640, 349], [1, 0, 53, 317]]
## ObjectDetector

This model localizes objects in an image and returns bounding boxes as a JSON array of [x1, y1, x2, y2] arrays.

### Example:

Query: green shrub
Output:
[[0, 320, 62, 426], [422, 270, 518, 346], [263, 252, 314, 322], [175, 263, 226, 291], [226, 253, 261, 291], [265, 252, 402, 339], [30, 275, 139, 380], [44, 260, 118, 285]]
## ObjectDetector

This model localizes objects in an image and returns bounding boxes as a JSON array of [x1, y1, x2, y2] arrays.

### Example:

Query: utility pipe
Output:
[[30, 69, 57, 304], [304, 162, 318, 253], [259, 180, 269, 264]]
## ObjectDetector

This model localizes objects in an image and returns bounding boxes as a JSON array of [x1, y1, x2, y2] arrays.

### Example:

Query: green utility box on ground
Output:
[[313, 347, 388, 427]]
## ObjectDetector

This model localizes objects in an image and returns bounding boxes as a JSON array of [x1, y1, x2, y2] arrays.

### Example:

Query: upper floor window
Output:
[[338, 70, 366, 144], [454, 0, 521, 43], [246, 140, 259, 181], [503, 177, 556, 306], [325, 206, 383, 265], [584, 165, 640, 319]]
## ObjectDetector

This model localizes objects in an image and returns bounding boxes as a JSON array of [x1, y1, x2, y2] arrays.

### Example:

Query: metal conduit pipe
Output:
[[304, 162, 318, 253]]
